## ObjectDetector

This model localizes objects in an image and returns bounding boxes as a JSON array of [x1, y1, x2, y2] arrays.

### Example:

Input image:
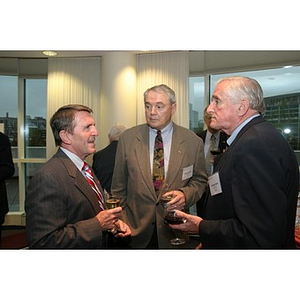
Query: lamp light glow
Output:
[[42, 51, 58, 57]]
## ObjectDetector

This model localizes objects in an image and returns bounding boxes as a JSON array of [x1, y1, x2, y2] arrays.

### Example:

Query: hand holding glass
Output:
[[106, 196, 122, 234], [160, 192, 186, 246]]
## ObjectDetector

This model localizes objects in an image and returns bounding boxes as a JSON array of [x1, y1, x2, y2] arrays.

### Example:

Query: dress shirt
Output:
[[60, 147, 85, 171]]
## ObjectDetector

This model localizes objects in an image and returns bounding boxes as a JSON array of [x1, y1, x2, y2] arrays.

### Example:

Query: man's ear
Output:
[[171, 103, 177, 116], [237, 99, 250, 116], [59, 130, 72, 145]]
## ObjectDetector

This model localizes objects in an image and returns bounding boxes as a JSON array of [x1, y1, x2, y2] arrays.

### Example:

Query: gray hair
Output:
[[109, 124, 127, 142], [143, 84, 176, 104], [217, 76, 265, 114]]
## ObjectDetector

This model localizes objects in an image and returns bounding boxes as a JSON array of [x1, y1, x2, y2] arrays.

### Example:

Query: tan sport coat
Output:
[[112, 123, 207, 248]]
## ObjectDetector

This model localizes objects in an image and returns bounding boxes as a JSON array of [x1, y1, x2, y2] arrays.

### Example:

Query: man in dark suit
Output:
[[170, 76, 299, 249], [196, 107, 228, 217], [92, 124, 127, 195], [25, 104, 131, 248], [111, 84, 207, 248], [0, 132, 15, 241]]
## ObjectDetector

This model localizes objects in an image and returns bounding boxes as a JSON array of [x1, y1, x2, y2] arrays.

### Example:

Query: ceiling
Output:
[[0, 50, 153, 58], [1, 50, 300, 98]]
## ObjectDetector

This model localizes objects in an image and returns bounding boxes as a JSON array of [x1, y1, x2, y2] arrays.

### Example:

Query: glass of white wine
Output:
[[106, 196, 121, 209], [106, 195, 121, 234]]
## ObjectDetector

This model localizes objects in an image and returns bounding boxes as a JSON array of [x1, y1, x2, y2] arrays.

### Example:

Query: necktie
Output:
[[153, 130, 164, 195], [82, 162, 105, 210], [205, 134, 217, 175]]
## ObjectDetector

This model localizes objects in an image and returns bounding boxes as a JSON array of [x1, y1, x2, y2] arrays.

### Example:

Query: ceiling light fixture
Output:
[[42, 51, 58, 57]]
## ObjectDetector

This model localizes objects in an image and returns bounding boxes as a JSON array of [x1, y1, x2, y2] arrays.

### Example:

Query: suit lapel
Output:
[[215, 116, 265, 172], [134, 125, 157, 199], [57, 149, 102, 213]]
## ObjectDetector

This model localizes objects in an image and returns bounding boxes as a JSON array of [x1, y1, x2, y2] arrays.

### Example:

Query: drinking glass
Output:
[[106, 195, 121, 234], [106, 196, 121, 209], [160, 190, 186, 246]]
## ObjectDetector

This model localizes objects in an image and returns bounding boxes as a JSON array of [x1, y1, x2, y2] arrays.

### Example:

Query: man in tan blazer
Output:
[[111, 84, 207, 248]]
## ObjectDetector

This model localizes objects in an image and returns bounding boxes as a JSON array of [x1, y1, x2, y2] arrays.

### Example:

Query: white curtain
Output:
[[47, 57, 101, 160], [136, 51, 189, 127]]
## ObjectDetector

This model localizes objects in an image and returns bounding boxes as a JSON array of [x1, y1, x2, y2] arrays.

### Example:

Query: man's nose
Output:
[[150, 106, 157, 114]]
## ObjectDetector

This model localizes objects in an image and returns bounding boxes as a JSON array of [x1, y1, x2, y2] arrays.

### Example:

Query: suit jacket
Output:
[[25, 148, 105, 249], [200, 116, 299, 249], [92, 140, 118, 195], [0, 132, 15, 224], [196, 130, 228, 217], [111, 123, 207, 248]]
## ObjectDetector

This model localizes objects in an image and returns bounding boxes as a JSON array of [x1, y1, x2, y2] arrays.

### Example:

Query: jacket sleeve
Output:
[[0, 134, 15, 181]]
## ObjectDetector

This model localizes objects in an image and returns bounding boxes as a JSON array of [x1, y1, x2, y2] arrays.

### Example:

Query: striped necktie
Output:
[[82, 162, 105, 210], [153, 130, 165, 195]]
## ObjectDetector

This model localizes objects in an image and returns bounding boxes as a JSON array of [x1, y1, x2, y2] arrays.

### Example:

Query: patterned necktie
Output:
[[205, 134, 217, 175], [153, 130, 164, 195], [82, 162, 105, 210]]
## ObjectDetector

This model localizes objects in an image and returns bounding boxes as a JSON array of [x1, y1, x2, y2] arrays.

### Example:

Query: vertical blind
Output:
[[47, 57, 101, 159], [136, 51, 189, 127]]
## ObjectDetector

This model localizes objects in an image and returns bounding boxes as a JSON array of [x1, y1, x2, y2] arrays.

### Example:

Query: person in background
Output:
[[92, 124, 127, 195], [25, 104, 131, 248], [170, 76, 299, 249], [111, 84, 207, 249], [0, 132, 15, 241], [196, 106, 228, 217]]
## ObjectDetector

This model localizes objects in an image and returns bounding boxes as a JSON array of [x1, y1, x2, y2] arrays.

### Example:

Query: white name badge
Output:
[[182, 165, 193, 181], [208, 171, 222, 196]]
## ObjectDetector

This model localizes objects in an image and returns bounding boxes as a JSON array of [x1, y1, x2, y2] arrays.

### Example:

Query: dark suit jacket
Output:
[[196, 130, 228, 217], [0, 132, 15, 224], [92, 140, 118, 195], [112, 123, 207, 248], [25, 148, 105, 249], [200, 116, 299, 249]]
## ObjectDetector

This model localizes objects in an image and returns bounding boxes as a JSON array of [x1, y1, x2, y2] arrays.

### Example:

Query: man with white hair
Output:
[[171, 76, 299, 249]]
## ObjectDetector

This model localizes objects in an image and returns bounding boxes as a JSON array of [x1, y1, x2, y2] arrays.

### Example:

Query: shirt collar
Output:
[[149, 121, 173, 136], [60, 147, 85, 171], [227, 114, 260, 146]]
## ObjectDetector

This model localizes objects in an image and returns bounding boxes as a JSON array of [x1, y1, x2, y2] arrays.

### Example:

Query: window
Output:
[[24, 79, 47, 158], [0, 75, 47, 214], [189, 66, 300, 154], [210, 66, 300, 151], [189, 76, 206, 134]]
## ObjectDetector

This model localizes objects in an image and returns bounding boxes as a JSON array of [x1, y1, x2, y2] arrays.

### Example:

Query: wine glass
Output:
[[160, 189, 186, 246], [210, 147, 222, 156], [106, 195, 121, 234], [106, 195, 121, 209]]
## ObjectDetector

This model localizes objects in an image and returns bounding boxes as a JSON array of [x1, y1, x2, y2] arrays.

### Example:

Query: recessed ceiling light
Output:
[[283, 65, 292, 69], [42, 51, 58, 57]]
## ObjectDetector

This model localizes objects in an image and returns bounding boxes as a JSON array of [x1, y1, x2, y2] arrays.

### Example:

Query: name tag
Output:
[[182, 165, 193, 181], [208, 171, 222, 196]]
